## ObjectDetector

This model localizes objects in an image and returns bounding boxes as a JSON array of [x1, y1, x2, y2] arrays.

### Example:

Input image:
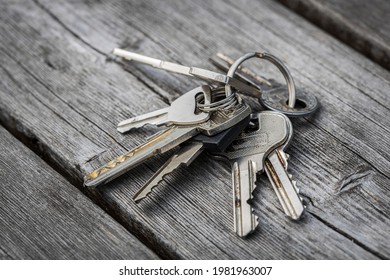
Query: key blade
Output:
[[84, 126, 197, 188], [113, 48, 198, 77], [232, 159, 259, 237], [133, 142, 204, 202], [117, 108, 169, 133], [265, 150, 304, 220], [113, 49, 261, 95]]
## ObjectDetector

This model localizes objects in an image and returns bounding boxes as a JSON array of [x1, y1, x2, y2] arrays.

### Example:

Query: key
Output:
[[84, 102, 251, 188], [264, 123, 304, 220], [113, 48, 262, 97], [133, 116, 250, 202], [211, 111, 290, 237], [117, 85, 212, 133]]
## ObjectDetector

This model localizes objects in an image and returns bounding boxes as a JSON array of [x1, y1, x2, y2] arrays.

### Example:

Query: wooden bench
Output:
[[0, 0, 389, 259]]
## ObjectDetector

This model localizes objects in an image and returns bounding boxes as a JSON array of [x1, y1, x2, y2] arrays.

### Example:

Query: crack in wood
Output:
[[275, 0, 390, 71], [337, 166, 374, 194], [308, 211, 385, 259]]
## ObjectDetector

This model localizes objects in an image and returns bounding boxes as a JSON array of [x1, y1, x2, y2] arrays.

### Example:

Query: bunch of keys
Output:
[[84, 49, 319, 237]]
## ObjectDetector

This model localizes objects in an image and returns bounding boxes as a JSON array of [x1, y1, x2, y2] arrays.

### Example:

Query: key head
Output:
[[167, 85, 211, 125], [214, 111, 291, 164], [117, 85, 212, 133]]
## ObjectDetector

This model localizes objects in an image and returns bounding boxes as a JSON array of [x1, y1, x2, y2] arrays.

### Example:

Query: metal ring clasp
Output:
[[225, 52, 296, 108]]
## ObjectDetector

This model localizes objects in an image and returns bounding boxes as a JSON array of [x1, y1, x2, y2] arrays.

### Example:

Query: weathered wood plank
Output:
[[276, 0, 390, 70], [0, 0, 389, 259], [0, 126, 158, 260]]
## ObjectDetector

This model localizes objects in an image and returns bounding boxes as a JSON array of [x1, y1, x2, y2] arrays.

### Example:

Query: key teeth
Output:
[[291, 177, 304, 203], [133, 171, 173, 203], [291, 179, 305, 204], [290, 175, 298, 191], [252, 209, 260, 227]]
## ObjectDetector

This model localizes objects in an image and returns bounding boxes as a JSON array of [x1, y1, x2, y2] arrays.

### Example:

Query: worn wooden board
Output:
[[0, 0, 389, 259], [276, 0, 390, 70], [0, 126, 158, 260]]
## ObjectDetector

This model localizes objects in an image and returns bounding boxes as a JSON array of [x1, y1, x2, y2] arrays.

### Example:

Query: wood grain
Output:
[[276, 0, 390, 70], [0, 126, 158, 259], [0, 0, 389, 259]]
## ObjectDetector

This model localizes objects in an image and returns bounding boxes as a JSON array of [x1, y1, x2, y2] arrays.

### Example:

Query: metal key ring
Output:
[[225, 52, 296, 108], [197, 87, 236, 108], [197, 86, 239, 112]]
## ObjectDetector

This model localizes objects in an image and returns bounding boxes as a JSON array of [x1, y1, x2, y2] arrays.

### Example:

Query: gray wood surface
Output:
[[276, 0, 390, 70], [0, 0, 389, 259], [0, 126, 158, 260]]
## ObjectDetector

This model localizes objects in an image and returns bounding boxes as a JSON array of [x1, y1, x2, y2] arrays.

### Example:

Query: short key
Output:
[[133, 116, 250, 202], [84, 101, 251, 188], [117, 86, 211, 133], [212, 111, 290, 237], [264, 122, 304, 220]]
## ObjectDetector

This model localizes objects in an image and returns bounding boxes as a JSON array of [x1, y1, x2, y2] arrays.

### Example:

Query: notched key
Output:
[[265, 143, 305, 220], [212, 111, 290, 237], [133, 116, 250, 202], [117, 86, 211, 133], [84, 101, 251, 188]]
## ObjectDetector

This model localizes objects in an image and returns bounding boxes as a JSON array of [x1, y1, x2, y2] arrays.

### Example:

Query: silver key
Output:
[[118, 86, 211, 133], [133, 142, 203, 202], [264, 123, 304, 220], [212, 111, 290, 237], [133, 117, 250, 202], [84, 102, 251, 188], [113, 48, 261, 97]]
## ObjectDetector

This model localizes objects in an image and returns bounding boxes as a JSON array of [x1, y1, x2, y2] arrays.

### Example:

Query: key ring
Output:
[[225, 52, 296, 108], [197, 86, 238, 112]]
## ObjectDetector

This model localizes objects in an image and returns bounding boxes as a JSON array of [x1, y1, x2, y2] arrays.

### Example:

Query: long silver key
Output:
[[212, 111, 290, 237], [84, 102, 251, 188], [113, 48, 261, 97], [133, 116, 250, 202], [118, 86, 211, 133], [264, 126, 304, 220]]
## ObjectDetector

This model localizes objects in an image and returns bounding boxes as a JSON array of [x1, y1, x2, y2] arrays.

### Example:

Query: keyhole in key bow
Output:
[[286, 99, 307, 109]]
